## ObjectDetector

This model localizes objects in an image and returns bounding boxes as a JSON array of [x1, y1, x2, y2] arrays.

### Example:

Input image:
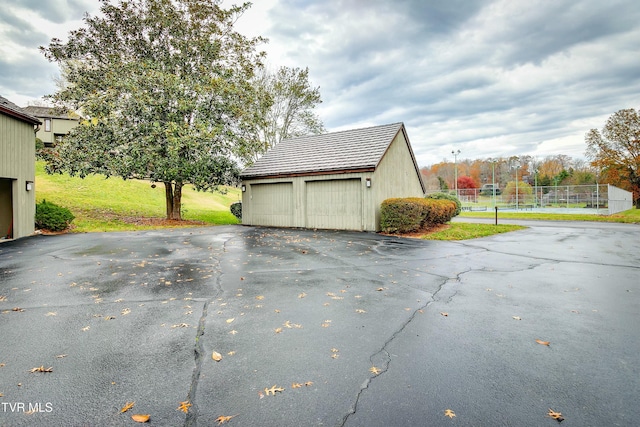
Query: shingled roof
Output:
[[241, 122, 416, 179], [22, 105, 82, 121], [0, 95, 41, 125]]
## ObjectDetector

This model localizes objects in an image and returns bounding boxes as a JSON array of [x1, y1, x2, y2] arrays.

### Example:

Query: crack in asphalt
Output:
[[338, 270, 463, 427], [459, 241, 640, 269], [183, 236, 229, 427], [184, 300, 208, 426]]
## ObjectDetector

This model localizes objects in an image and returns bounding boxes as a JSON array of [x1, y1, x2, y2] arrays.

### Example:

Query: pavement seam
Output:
[[338, 274, 457, 426], [184, 300, 208, 426], [184, 238, 228, 427]]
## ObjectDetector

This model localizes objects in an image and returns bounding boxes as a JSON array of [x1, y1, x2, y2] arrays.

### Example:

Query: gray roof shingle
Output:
[[23, 105, 81, 121], [241, 122, 406, 179], [0, 95, 41, 125]]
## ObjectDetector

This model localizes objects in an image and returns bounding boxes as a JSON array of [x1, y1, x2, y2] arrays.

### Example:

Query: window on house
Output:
[[44, 119, 51, 132]]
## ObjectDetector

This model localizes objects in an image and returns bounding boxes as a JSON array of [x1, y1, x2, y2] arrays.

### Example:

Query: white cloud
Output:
[[1, 0, 638, 167]]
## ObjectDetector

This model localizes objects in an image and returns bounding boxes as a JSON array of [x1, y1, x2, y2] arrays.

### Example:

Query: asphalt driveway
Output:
[[1, 222, 639, 426]]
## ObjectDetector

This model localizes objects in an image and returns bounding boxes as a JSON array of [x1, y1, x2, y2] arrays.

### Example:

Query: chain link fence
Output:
[[429, 184, 632, 215]]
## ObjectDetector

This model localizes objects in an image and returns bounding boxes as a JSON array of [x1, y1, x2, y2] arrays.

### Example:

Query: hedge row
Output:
[[426, 192, 462, 216], [35, 200, 75, 232], [380, 197, 457, 234], [230, 202, 242, 221]]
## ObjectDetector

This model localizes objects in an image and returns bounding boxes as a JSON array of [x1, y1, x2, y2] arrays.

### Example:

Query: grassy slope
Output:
[[35, 161, 241, 232]]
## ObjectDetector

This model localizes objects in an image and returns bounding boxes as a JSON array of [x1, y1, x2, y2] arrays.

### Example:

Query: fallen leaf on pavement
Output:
[[292, 382, 303, 389], [547, 408, 564, 422], [172, 323, 190, 328], [215, 414, 238, 425], [120, 401, 135, 413], [131, 414, 150, 423], [298, 292, 306, 298], [177, 401, 192, 413], [29, 366, 53, 373], [264, 385, 284, 396], [440, 312, 449, 317], [535, 339, 550, 346], [369, 366, 381, 375], [226, 318, 235, 324], [444, 409, 456, 418], [212, 351, 223, 362]]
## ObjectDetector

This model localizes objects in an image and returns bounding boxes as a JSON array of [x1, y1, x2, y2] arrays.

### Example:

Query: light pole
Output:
[[489, 158, 497, 208], [452, 149, 460, 196], [512, 164, 520, 210], [534, 168, 539, 208]]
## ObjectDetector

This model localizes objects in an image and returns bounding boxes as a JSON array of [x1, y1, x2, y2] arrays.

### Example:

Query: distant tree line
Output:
[[421, 154, 597, 192], [423, 108, 640, 208]]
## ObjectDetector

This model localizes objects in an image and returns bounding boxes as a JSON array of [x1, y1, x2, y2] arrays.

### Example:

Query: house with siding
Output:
[[22, 105, 80, 147], [240, 122, 425, 231], [0, 96, 41, 240]]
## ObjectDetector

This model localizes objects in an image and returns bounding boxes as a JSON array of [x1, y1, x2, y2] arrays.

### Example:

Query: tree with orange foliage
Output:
[[586, 108, 640, 208]]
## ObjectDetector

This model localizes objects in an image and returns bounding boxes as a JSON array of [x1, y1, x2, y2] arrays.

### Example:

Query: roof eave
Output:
[[0, 106, 41, 125], [241, 166, 377, 181]]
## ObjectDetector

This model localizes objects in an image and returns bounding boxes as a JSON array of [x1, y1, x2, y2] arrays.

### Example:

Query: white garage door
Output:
[[306, 179, 362, 230], [250, 182, 293, 227]]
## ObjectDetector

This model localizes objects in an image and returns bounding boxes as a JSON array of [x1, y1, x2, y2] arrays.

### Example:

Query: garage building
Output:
[[240, 122, 425, 231], [0, 96, 40, 240]]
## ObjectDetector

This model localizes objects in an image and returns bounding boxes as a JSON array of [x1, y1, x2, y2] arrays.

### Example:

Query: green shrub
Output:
[[426, 192, 461, 216], [230, 202, 242, 221], [380, 197, 457, 234], [35, 200, 75, 232]]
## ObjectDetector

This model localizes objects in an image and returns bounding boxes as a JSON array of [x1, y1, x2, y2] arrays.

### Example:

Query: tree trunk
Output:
[[164, 181, 183, 220], [172, 181, 183, 220]]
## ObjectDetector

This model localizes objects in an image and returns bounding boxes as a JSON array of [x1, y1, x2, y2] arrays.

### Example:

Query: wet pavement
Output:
[[0, 222, 639, 426]]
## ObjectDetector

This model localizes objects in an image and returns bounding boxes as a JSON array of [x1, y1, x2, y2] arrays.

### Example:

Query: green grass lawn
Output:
[[35, 161, 241, 232], [459, 208, 640, 223], [422, 223, 527, 240]]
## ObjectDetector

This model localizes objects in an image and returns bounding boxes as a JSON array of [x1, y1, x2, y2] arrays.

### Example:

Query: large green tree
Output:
[[41, 0, 266, 219], [237, 66, 325, 164], [585, 108, 640, 208]]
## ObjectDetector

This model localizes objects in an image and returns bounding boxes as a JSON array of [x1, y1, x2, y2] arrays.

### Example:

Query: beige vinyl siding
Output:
[[0, 112, 36, 239], [371, 132, 425, 230], [242, 173, 374, 230], [248, 182, 293, 227], [36, 117, 78, 145], [306, 179, 362, 230]]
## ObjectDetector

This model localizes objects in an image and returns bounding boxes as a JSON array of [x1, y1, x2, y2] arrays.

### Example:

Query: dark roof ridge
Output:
[[0, 95, 41, 125], [281, 121, 404, 143]]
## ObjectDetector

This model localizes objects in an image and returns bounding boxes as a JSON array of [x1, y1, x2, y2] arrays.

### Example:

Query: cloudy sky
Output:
[[1, 0, 639, 167]]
